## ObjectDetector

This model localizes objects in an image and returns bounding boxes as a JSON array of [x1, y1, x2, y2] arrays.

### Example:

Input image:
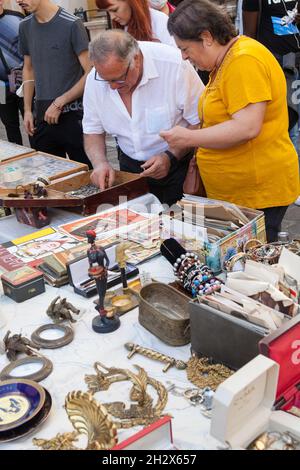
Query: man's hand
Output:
[[23, 110, 36, 136], [140, 153, 171, 179], [44, 102, 62, 125], [91, 162, 116, 190], [160, 126, 191, 153]]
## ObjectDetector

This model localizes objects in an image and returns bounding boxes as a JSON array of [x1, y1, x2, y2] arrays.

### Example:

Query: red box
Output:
[[112, 417, 175, 450], [259, 316, 300, 412]]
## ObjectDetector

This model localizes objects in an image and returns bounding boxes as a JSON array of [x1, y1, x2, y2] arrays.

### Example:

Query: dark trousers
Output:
[[0, 89, 24, 145], [32, 111, 91, 167], [258, 205, 289, 243], [118, 148, 192, 206]]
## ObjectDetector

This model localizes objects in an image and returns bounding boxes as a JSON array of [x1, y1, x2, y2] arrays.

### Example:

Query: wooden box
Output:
[[0, 151, 88, 191], [0, 140, 34, 162], [47, 170, 149, 215], [0, 162, 148, 217]]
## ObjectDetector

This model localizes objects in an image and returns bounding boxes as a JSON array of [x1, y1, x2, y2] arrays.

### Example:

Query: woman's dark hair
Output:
[[167, 0, 237, 45]]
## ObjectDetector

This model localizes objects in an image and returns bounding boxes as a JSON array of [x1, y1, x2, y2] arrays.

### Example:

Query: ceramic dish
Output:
[[0, 388, 52, 442], [0, 379, 45, 432]]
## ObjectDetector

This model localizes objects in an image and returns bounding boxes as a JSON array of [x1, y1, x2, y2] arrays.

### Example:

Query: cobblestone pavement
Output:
[[0, 120, 299, 238]]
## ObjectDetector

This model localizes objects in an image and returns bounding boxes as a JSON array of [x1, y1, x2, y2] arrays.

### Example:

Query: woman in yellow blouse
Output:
[[160, 0, 299, 242]]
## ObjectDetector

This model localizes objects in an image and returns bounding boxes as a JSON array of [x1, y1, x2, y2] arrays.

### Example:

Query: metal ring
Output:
[[31, 324, 74, 349], [0, 356, 53, 382], [183, 388, 202, 399]]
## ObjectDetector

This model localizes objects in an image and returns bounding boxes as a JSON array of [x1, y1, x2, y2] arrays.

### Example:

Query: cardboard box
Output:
[[112, 416, 175, 450], [174, 199, 266, 273], [1, 265, 45, 303], [210, 355, 300, 449], [259, 316, 300, 413]]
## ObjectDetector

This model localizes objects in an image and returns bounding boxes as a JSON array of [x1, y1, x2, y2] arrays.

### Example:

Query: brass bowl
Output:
[[111, 294, 133, 314]]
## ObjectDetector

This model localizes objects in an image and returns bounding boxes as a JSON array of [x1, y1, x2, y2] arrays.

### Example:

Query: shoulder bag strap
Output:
[[0, 47, 11, 75], [257, 0, 262, 40]]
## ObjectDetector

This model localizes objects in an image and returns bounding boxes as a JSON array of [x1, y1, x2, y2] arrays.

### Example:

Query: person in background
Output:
[[160, 0, 299, 242], [0, 0, 25, 144], [17, 0, 91, 165], [82, 30, 203, 206], [96, 0, 176, 46], [243, 0, 300, 206], [148, 0, 175, 16]]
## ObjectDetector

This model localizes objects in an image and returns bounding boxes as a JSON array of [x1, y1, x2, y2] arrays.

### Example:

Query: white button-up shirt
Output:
[[149, 7, 177, 47], [82, 41, 204, 162]]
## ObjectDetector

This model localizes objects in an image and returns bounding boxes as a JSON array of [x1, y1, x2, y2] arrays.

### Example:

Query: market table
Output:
[[0, 252, 221, 450]]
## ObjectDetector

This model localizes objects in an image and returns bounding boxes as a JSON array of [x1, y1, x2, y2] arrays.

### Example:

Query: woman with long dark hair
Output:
[[96, 0, 175, 45]]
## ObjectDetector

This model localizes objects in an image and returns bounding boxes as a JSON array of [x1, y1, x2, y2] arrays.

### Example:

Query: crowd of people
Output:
[[0, 0, 299, 242]]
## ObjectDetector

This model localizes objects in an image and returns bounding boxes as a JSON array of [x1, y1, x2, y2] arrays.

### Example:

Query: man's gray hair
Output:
[[89, 29, 140, 64]]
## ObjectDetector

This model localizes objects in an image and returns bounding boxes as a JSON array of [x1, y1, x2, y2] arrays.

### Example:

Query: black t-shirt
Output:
[[243, 0, 300, 56]]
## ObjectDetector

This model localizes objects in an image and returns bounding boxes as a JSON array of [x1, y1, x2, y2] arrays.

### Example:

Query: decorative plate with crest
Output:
[[0, 379, 45, 432]]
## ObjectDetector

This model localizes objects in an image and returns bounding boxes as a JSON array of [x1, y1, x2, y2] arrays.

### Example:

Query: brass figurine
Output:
[[3, 330, 40, 361], [115, 241, 131, 290], [125, 342, 187, 372], [33, 391, 118, 450], [85, 362, 168, 428], [46, 296, 80, 324]]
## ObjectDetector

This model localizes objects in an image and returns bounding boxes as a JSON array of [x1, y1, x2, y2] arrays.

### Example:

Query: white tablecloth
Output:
[[0, 255, 222, 450]]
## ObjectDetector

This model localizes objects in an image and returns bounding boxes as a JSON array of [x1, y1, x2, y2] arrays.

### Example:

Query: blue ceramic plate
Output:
[[0, 379, 45, 432]]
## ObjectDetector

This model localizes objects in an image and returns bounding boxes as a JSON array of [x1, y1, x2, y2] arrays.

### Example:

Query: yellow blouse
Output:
[[196, 36, 299, 209]]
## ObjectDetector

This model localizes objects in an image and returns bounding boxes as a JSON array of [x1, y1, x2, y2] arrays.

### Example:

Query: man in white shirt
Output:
[[83, 30, 204, 206]]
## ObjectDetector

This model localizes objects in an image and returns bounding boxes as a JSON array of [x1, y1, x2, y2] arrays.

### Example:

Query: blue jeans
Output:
[[289, 122, 299, 156]]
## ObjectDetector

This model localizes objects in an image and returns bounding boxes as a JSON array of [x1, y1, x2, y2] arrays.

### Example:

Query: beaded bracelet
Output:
[[52, 100, 63, 111], [173, 252, 222, 297]]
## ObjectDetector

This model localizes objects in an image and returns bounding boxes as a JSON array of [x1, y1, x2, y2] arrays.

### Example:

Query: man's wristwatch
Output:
[[164, 150, 177, 164]]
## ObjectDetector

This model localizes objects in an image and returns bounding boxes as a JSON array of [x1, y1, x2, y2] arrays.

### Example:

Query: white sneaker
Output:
[[294, 196, 300, 206]]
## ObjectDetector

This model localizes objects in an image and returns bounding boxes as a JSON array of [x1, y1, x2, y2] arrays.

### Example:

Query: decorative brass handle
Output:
[[125, 342, 187, 372]]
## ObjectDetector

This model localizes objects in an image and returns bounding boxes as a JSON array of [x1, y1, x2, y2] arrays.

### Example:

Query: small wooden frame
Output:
[[0, 151, 88, 190], [0, 140, 34, 162]]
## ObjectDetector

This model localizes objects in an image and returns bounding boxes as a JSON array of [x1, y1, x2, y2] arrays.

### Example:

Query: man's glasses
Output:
[[94, 62, 131, 84]]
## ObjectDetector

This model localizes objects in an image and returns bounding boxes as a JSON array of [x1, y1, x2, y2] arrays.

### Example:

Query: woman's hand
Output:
[[160, 126, 192, 152]]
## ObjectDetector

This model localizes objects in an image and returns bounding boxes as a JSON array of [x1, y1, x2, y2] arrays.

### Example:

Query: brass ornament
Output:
[[65, 391, 118, 449], [0, 355, 53, 382], [186, 356, 233, 391], [125, 342, 187, 372], [33, 432, 79, 450], [31, 324, 74, 349], [248, 431, 300, 451], [46, 296, 80, 324], [33, 391, 118, 450], [85, 362, 168, 428], [3, 330, 40, 361]]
